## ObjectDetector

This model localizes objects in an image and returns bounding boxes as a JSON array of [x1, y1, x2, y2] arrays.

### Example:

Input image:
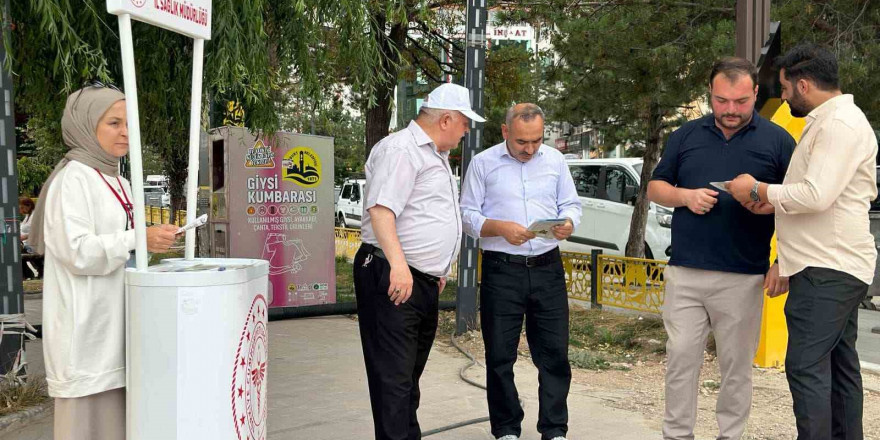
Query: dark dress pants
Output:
[[353, 245, 440, 440], [785, 267, 869, 440], [480, 250, 570, 440]]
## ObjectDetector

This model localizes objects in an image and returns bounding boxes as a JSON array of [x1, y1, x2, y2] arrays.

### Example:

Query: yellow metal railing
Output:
[[144, 206, 187, 227], [561, 251, 593, 301], [334, 228, 666, 310], [333, 227, 460, 281], [561, 252, 667, 314], [576, 252, 786, 367], [595, 254, 666, 314], [335, 227, 362, 261]]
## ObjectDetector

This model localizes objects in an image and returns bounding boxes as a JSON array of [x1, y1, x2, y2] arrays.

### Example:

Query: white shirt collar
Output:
[[807, 94, 853, 122]]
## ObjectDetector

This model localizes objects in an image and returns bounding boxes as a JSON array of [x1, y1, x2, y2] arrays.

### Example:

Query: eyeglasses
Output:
[[82, 79, 121, 91], [71, 79, 123, 107]]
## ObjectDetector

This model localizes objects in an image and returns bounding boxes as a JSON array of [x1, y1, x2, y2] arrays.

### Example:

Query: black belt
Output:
[[483, 248, 560, 268], [361, 243, 441, 284]]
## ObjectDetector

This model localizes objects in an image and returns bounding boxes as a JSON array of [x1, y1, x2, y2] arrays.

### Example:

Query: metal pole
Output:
[[185, 39, 205, 260], [118, 14, 149, 270], [590, 249, 603, 310], [0, 0, 25, 376], [736, 0, 772, 64], [455, 0, 487, 335]]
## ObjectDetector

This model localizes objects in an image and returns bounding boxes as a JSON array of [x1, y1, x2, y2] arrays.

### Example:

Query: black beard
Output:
[[788, 104, 808, 118]]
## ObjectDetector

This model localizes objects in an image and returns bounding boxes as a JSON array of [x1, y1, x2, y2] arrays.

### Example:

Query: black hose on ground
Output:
[[267, 301, 457, 321], [265, 299, 496, 436], [421, 334, 524, 437], [421, 333, 491, 437]]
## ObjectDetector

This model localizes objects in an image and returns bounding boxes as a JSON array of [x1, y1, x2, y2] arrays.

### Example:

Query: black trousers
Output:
[[353, 244, 440, 440], [480, 249, 570, 440], [785, 267, 869, 440]]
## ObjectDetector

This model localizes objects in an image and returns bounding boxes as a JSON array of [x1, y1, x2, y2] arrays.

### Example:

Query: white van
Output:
[[561, 158, 672, 260], [145, 174, 168, 188], [336, 178, 366, 228]]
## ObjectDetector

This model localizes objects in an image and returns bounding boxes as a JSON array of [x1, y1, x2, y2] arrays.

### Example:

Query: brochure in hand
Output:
[[527, 218, 568, 239], [710, 181, 730, 193]]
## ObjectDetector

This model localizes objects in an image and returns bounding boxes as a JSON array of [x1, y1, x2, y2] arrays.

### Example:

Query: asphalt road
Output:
[[859, 307, 880, 366]]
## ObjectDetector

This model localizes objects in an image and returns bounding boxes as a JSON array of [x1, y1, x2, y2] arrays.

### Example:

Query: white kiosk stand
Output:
[[105, 2, 269, 439]]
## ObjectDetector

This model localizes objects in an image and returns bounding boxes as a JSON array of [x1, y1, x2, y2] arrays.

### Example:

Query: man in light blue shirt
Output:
[[460, 103, 581, 440]]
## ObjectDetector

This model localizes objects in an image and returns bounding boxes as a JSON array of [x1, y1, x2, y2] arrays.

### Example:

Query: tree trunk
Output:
[[365, 85, 394, 160], [364, 15, 407, 160], [163, 46, 185, 226], [624, 103, 665, 258]]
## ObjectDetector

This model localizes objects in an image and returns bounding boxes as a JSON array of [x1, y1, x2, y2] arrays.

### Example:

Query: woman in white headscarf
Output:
[[29, 85, 179, 439]]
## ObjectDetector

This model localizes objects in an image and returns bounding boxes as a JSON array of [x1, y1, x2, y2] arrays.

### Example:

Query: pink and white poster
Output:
[[210, 127, 335, 308]]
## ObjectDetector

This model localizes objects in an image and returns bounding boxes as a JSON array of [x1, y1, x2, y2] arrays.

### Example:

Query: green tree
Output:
[[15, 157, 51, 197], [279, 84, 367, 184], [502, 0, 736, 257], [483, 42, 542, 147], [5, 0, 379, 215], [774, 0, 880, 128], [361, 1, 468, 156]]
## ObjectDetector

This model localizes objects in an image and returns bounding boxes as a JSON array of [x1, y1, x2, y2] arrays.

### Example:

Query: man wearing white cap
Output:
[[354, 82, 485, 440]]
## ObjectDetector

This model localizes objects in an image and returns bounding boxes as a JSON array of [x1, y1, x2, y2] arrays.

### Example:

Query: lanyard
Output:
[[95, 168, 134, 230]]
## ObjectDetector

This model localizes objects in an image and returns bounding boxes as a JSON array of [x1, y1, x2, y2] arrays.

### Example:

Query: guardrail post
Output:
[[590, 249, 603, 310]]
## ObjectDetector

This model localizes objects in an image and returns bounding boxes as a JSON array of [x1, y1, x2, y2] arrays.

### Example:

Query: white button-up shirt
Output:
[[460, 142, 582, 256], [361, 121, 462, 277], [767, 94, 878, 284]]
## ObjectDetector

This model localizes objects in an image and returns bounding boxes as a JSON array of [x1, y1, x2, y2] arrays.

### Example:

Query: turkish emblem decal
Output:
[[232, 295, 268, 440]]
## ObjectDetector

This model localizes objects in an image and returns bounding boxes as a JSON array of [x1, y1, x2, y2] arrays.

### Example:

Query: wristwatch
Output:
[[749, 181, 761, 202]]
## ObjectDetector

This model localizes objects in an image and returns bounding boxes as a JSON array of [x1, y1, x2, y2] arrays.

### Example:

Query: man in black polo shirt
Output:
[[647, 57, 796, 440]]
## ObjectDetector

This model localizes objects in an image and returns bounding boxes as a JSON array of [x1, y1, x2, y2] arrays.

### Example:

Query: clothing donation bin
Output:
[[125, 258, 269, 440]]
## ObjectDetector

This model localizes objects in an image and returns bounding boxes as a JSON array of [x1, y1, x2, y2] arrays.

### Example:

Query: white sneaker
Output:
[[497, 436, 519, 440], [550, 437, 568, 440]]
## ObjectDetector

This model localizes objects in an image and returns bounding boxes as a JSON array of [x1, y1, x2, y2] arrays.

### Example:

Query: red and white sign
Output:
[[107, 0, 212, 40]]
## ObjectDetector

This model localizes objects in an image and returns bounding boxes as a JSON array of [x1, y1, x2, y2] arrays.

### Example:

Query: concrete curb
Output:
[[0, 400, 52, 436], [861, 361, 880, 375]]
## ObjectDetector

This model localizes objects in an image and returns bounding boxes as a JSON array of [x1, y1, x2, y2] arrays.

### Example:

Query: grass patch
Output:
[[702, 379, 721, 392], [22, 280, 42, 295], [0, 375, 49, 416], [567, 308, 673, 370], [337, 256, 356, 303], [437, 310, 459, 337], [569, 349, 621, 371], [434, 299, 675, 371], [569, 308, 667, 358]]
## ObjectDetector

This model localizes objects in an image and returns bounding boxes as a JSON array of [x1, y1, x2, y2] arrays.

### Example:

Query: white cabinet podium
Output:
[[126, 258, 269, 440]]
